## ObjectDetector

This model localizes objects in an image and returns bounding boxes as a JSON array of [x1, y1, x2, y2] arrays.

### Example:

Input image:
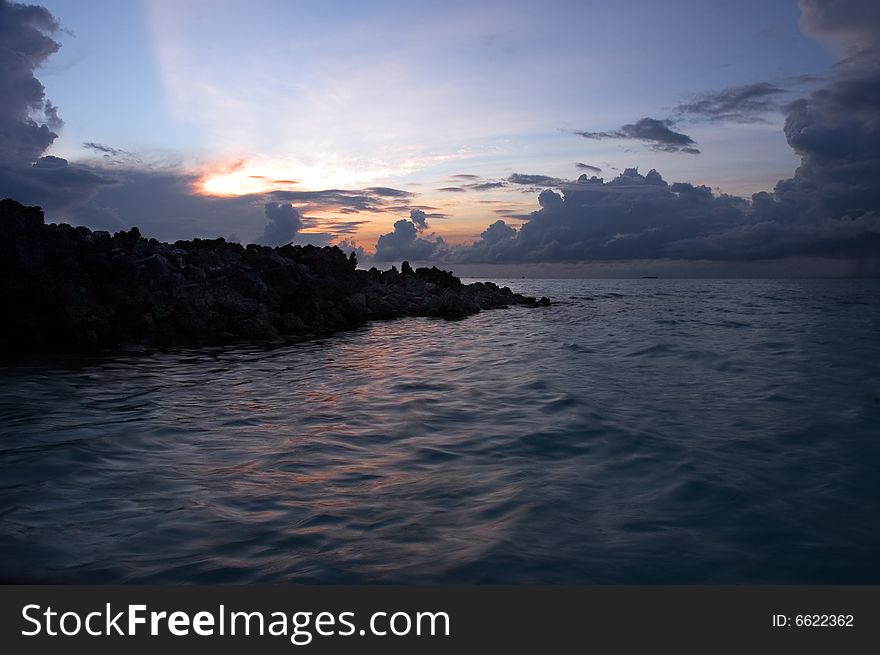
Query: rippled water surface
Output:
[[1, 278, 879, 583]]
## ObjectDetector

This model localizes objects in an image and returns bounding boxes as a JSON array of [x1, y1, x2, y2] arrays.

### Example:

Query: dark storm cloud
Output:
[[0, 1, 118, 214], [675, 83, 787, 123], [0, 0, 59, 165], [798, 0, 880, 54], [771, 0, 880, 225], [1, 156, 114, 215], [261, 202, 302, 246], [574, 118, 700, 154], [575, 163, 602, 173]]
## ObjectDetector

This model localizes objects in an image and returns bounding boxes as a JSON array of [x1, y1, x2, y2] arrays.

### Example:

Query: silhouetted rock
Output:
[[0, 199, 550, 351]]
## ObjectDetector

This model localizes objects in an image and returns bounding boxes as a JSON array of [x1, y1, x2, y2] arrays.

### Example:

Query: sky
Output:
[[1, 0, 878, 276]]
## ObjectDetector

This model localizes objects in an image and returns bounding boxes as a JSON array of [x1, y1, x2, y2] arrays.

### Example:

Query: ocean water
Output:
[[1, 278, 878, 584]]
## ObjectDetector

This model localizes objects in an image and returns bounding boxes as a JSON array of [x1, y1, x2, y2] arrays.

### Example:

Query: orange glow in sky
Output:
[[195, 159, 301, 197]]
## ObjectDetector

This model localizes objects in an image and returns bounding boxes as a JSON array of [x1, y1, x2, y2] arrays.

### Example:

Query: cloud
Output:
[[770, 0, 880, 225], [409, 208, 428, 231], [365, 186, 412, 198], [466, 181, 506, 191], [480, 219, 516, 243], [798, 0, 880, 55], [321, 219, 370, 235], [0, 0, 60, 166], [459, 220, 518, 263], [575, 118, 700, 154], [675, 83, 787, 123], [261, 202, 303, 246], [373, 211, 448, 262], [267, 187, 414, 215], [336, 238, 367, 264], [0, 1, 422, 251], [455, 10, 880, 270], [507, 173, 567, 186], [538, 188, 563, 208], [0, 1, 117, 213], [439, 175, 507, 192], [1, 155, 114, 215], [455, 168, 746, 262], [575, 162, 602, 173], [455, 143, 878, 265], [82, 171, 405, 244], [518, 4, 873, 266], [436, 176, 507, 192], [83, 142, 128, 157]]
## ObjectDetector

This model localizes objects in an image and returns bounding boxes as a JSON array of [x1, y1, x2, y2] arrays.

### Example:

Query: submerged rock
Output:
[[0, 199, 550, 351]]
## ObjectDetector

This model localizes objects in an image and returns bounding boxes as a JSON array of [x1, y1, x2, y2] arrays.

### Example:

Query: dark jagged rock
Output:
[[0, 199, 550, 351]]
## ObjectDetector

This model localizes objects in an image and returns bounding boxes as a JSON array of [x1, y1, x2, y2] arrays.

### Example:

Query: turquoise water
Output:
[[1, 278, 878, 583]]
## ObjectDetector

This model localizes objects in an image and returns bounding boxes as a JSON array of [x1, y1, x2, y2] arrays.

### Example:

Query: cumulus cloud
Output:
[[459, 219, 518, 263], [0, 0, 59, 165], [455, 143, 877, 265], [373, 211, 448, 263], [575, 117, 700, 154], [675, 82, 787, 123], [455, 168, 748, 262], [537, 188, 563, 208], [798, 0, 880, 55], [772, 0, 880, 224], [0, 0, 116, 213], [261, 202, 302, 246], [449, 1, 880, 271], [480, 219, 517, 244], [409, 208, 428, 231]]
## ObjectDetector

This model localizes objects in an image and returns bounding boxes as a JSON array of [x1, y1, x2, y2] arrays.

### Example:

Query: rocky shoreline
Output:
[[0, 199, 549, 351]]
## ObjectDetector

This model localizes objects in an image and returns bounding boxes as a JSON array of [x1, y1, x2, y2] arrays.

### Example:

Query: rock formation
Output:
[[0, 199, 550, 350]]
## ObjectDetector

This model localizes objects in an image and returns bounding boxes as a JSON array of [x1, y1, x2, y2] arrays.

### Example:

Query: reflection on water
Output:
[[1, 279, 879, 583]]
